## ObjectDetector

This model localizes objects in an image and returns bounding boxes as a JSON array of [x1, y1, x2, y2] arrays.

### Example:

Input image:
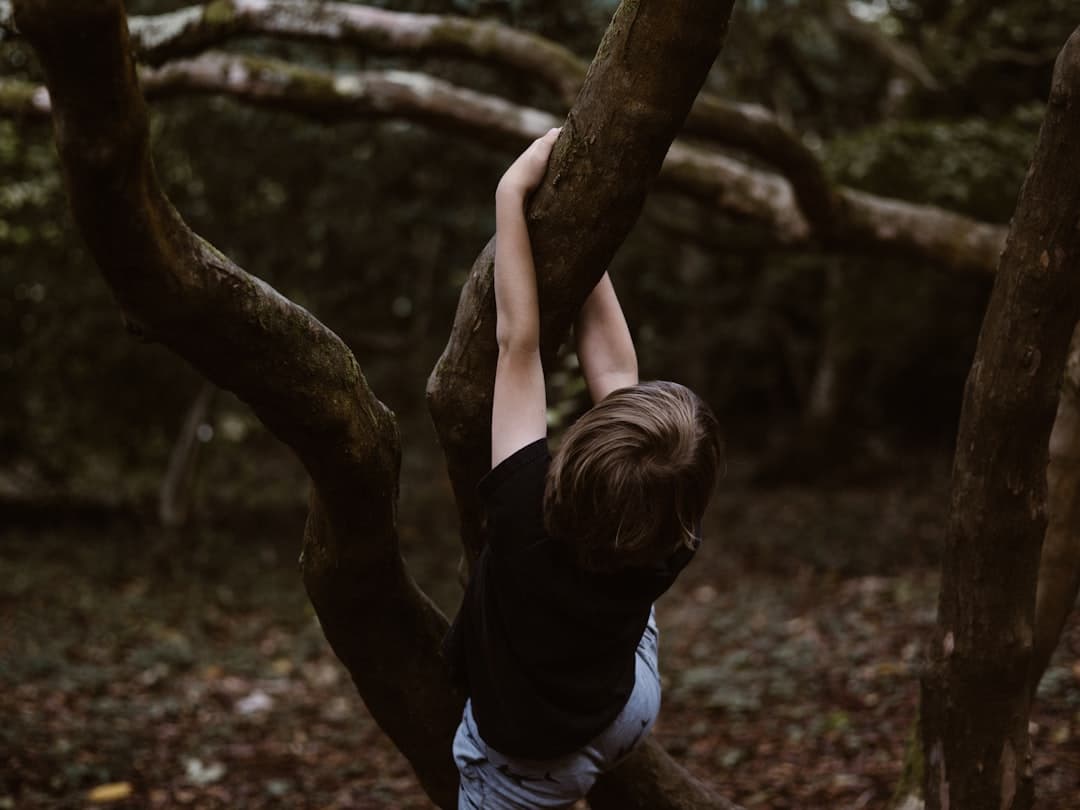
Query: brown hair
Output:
[[543, 380, 722, 571]]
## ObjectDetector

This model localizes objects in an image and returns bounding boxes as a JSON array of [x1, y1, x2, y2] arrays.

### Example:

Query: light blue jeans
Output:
[[453, 608, 661, 809]]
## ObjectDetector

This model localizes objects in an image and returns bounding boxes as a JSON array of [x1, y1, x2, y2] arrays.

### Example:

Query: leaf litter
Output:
[[2, 467, 1079, 809]]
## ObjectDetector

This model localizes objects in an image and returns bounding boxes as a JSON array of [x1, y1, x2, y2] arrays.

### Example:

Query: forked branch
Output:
[[11, 0, 460, 803]]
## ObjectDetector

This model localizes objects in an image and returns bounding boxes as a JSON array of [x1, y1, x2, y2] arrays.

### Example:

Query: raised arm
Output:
[[575, 273, 639, 403], [490, 128, 561, 467]]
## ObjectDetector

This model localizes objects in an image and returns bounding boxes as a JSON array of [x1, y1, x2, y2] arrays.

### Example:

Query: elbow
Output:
[[496, 322, 539, 354]]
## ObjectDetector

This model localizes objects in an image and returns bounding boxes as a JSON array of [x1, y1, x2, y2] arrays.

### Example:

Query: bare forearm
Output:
[[576, 272, 638, 402], [488, 127, 558, 465], [494, 185, 540, 350]]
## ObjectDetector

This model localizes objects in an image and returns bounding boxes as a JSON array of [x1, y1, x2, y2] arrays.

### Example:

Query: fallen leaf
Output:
[[87, 782, 133, 803], [235, 689, 273, 715], [184, 757, 226, 785]]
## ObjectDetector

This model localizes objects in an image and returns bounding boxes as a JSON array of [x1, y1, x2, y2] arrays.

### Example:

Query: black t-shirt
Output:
[[442, 438, 697, 759]]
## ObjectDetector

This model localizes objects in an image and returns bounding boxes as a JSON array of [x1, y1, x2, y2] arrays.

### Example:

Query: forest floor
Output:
[[2, 448, 1080, 809]]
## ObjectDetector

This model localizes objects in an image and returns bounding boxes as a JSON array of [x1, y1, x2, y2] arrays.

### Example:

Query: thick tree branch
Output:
[[10, 0, 461, 805], [678, 95, 840, 234], [835, 187, 1005, 272], [590, 738, 744, 810], [921, 25, 1080, 810], [143, 0, 590, 102], [0, 53, 1006, 273], [0, 0, 846, 233], [0, 54, 559, 145], [147, 53, 561, 145], [426, 0, 733, 562], [424, 1, 744, 806], [0, 0, 587, 99]]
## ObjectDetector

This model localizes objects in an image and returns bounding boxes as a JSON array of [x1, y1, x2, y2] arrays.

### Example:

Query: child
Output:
[[444, 128, 722, 809]]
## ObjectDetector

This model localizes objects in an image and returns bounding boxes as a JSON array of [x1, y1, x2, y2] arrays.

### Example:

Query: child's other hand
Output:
[[497, 127, 561, 200]]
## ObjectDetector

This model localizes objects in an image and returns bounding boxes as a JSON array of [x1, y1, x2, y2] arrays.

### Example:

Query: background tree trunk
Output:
[[920, 26, 1080, 810], [889, 326, 1080, 810], [158, 380, 216, 529], [0, 0, 1011, 274], [1033, 323, 1080, 686]]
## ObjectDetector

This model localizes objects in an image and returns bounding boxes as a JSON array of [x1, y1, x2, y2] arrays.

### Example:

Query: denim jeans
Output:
[[453, 608, 661, 809]]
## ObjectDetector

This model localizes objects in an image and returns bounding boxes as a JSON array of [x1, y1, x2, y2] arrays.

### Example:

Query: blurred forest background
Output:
[[2, 0, 1080, 808], [5, 0, 1070, 513]]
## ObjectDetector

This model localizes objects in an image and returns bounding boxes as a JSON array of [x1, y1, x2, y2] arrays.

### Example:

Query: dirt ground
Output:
[[2, 455, 1079, 809]]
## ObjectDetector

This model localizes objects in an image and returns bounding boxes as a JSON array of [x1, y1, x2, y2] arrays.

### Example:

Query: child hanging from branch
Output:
[[444, 128, 723, 809]]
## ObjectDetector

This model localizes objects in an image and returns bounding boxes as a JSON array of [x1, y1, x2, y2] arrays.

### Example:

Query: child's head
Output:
[[543, 380, 722, 572]]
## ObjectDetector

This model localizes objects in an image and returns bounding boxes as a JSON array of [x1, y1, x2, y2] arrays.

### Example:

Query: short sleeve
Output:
[[477, 438, 551, 552]]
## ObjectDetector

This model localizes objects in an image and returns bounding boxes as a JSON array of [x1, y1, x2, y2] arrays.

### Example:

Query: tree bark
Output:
[[920, 25, 1080, 810], [589, 739, 744, 810], [1033, 323, 1080, 686], [426, 0, 735, 561], [11, 0, 461, 805]]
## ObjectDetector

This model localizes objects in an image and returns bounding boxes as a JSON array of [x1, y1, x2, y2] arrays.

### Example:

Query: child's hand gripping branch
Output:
[[492, 126, 640, 468], [490, 127, 560, 467]]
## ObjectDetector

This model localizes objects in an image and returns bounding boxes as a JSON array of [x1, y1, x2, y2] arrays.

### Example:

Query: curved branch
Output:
[[10, 0, 461, 805], [836, 187, 1005, 272], [147, 52, 561, 146], [0, 53, 560, 142], [0, 0, 845, 231], [0, 54, 1007, 273], [677, 96, 840, 233], [0, 0, 1002, 259], [0, 0, 588, 103]]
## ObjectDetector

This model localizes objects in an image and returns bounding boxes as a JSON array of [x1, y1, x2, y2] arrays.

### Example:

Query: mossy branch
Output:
[[0, 51, 1005, 274]]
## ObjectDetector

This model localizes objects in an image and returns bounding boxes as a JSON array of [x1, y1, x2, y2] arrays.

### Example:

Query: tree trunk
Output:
[[158, 380, 216, 529], [806, 265, 843, 427], [1032, 323, 1080, 686], [920, 25, 1080, 810], [12, 0, 461, 804], [13, 0, 744, 807], [890, 314, 1080, 810], [677, 243, 713, 399]]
